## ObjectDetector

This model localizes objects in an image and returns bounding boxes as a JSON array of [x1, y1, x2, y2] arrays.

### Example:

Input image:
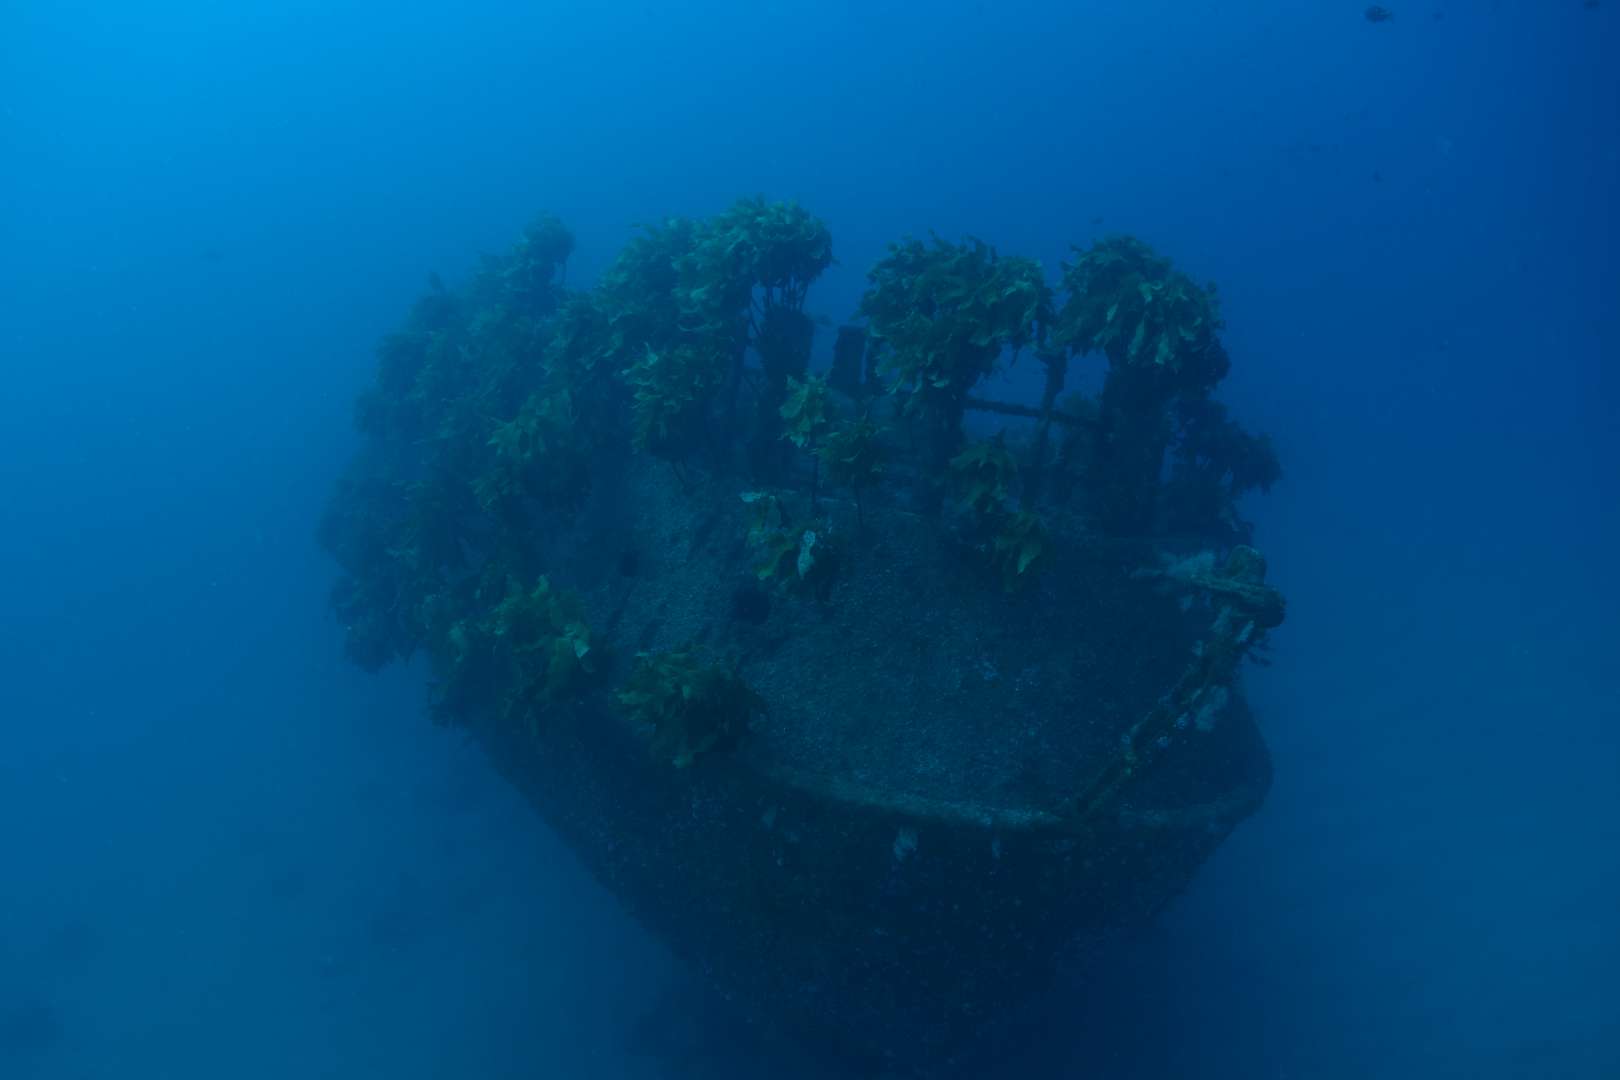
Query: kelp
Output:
[[860, 235, 1049, 471], [618, 648, 764, 768]]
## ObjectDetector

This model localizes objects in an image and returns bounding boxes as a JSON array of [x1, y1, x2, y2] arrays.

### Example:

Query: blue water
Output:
[[3, 3, 1615, 1076]]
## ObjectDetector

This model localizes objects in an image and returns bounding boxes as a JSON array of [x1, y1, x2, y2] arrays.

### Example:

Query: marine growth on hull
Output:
[[319, 198, 1286, 1072]]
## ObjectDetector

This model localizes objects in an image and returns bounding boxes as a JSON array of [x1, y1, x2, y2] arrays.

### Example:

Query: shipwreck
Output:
[[319, 199, 1284, 1075]]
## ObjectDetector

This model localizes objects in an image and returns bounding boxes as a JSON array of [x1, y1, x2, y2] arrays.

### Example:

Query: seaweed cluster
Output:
[[320, 198, 1278, 765]]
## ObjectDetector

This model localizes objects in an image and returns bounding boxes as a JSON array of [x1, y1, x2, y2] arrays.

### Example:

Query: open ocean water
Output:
[[2, 3, 1615, 1078]]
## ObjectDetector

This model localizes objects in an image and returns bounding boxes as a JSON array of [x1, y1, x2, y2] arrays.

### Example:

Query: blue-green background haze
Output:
[[1, 2, 1615, 1076]]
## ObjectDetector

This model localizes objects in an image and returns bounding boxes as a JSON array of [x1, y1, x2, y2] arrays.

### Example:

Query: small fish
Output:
[[1365, 5, 1395, 20]]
